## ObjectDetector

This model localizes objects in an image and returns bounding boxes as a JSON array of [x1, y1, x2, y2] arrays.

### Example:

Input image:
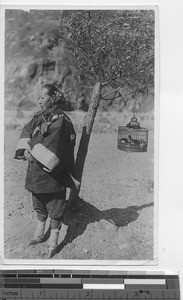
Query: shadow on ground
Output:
[[55, 198, 154, 255]]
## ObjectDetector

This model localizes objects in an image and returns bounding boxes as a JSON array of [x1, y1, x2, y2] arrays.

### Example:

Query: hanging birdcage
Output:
[[117, 114, 148, 153]]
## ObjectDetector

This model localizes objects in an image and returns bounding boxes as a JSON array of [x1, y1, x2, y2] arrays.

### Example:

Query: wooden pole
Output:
[[69, 82, 101, 202]]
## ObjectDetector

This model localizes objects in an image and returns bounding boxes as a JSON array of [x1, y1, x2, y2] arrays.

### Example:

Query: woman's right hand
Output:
[[24, 150, 33, 161]]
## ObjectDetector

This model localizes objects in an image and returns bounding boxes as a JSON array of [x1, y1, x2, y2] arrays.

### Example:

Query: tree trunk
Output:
[[69, 82, 101, 202]]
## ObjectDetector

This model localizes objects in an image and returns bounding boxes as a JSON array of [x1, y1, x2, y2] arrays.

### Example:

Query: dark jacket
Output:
[[15, 105, 79, 194]]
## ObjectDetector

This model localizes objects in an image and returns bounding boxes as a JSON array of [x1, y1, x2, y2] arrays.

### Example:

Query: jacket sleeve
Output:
[[31, 116, 76, 172], [14, 117, 36, 159]]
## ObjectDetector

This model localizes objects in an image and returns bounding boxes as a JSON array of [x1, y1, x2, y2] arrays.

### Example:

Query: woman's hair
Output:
[[42, 84, 58, 97], [42, 84, 65, 105]]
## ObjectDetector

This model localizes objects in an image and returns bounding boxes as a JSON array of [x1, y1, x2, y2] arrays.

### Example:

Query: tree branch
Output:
[[101, 93, 121, 101], [101, 86, 122, 98]]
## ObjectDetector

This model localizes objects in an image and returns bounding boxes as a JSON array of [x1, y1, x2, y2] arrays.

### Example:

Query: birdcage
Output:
[[117, 115, 148, 153]]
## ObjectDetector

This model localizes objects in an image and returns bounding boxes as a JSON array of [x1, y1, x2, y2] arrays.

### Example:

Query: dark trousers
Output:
[[32, 190, 66, 229]]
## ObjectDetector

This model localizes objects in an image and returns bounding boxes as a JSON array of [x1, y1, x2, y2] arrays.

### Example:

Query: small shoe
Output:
[[29, 237, 44, 246], [48, 245, 58, 258], [29, 220, 46, 245]]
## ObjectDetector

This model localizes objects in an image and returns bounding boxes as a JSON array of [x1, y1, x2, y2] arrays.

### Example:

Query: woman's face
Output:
[[38, 88, 52, 110]]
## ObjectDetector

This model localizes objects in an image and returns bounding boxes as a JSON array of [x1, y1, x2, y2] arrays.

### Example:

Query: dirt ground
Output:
[[4, 111, 155, 262]]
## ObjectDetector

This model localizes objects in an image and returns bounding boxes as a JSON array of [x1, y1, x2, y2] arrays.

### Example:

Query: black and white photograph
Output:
[[3, 7, 157, 262]]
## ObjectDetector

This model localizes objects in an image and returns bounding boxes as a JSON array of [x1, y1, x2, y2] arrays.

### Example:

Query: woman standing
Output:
[[14, 84, 79, 258]]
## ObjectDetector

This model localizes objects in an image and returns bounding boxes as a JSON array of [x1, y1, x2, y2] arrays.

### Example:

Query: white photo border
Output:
[[1, 4, 159, 267]]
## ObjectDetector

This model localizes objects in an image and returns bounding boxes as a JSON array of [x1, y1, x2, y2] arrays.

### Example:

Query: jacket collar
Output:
[[42, 104, 63, 115]]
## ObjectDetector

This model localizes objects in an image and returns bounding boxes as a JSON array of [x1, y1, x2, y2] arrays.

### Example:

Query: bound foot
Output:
[[29, 236, 44, 245], [48, 228, 60, 258], [48, 244, 58, 258], [29, 220, 46, 246]]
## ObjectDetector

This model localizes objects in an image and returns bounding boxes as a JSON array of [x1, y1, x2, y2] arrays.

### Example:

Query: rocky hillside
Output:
[[5, 9, 80, 110], [5, 9, 154, 113]]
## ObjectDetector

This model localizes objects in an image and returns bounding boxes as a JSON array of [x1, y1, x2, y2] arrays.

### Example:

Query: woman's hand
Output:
[[24, 150, 33, 161]]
